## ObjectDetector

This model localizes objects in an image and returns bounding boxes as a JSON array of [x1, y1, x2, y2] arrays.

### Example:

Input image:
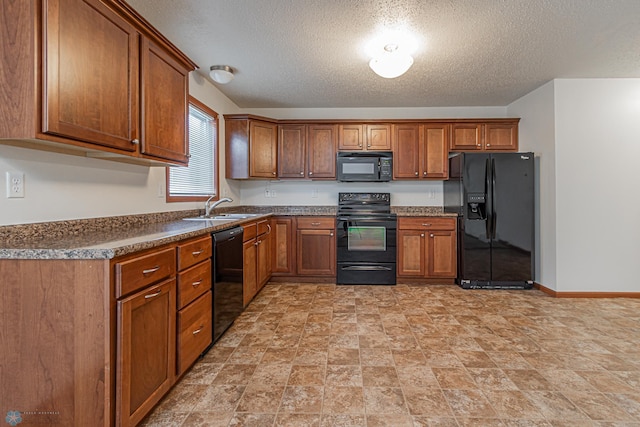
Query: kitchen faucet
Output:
[[205, 196, 233, 217]]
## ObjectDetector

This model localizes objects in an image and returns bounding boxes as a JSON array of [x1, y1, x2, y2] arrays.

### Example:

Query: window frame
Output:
[[165, 96, 219, 203]]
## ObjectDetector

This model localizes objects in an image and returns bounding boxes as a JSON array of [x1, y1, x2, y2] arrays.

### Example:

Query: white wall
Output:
[[0, 74, 240, 225], [508, 81, 557, 289], [553, 79, 640, 292]]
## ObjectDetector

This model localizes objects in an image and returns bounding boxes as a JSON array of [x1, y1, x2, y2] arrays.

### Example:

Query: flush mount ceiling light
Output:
[[369, 44, 414, 79], [209, 65, 234, 84]]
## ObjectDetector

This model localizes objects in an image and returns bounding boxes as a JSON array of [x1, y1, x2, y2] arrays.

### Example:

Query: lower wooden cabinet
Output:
[[116, 277, 176, 427], [397, 217, 457, 279], [243, 219, 272, 306], [271, 216, 296, 275], [177, 291, 212, 375], [296, 217, 336, 276]]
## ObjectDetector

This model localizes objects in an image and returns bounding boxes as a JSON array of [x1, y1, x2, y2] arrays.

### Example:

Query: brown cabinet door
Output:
[[243, 238, 257, 306], [117, 278, 176, 427], [297, 228, 336, 276], [365, 124, 391, 150], [278, 125, 306, 178], [392, 124, 421, 178], [397, 230, 426, 277], [257, 230, 272, 289], [249, 120, 278, 178], [484, 122, 518, 151], [422, 124, 449, 178], [338, 124, 364, 151], [140, 37, 189, 164], [271, 217, 296, 275], [43, 0, 139, 151], [450, 123, 483, 151], [427, 231, 457, 278], [307, 124, 337, 178]]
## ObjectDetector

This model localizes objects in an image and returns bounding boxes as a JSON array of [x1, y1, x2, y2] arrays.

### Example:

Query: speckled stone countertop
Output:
[[0, 205, 456, 260]]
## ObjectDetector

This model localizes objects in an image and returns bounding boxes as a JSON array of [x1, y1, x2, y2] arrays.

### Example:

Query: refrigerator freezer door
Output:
[[490, 153, 534, 282], [460, 153, 491, 282]]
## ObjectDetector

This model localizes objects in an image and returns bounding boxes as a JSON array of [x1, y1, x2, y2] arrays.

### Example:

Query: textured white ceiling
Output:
[[128, 0, 640, 108]]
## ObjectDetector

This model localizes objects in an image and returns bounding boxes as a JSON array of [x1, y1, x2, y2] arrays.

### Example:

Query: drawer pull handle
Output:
[[142, 266, 160, 275], [144, 290, 162, 299], [192, 325, 204, 335], [191, 250, 203, 256], [192, 280, 202, 288], [421, 223, 432, 227], [311, 222, 320, 226], [266, 224, 272, 234]]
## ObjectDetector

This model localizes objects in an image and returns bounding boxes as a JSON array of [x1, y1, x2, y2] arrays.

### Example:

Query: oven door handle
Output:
[[337, 216, 394, 222], [341, 265, 393, 271]]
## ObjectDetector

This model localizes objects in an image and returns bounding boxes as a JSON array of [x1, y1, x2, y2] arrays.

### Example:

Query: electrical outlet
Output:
[[6, 172, 24, 198], [271, 189, 277, 198], [157, 182, 165, 197], [264, 189, 271, 198]]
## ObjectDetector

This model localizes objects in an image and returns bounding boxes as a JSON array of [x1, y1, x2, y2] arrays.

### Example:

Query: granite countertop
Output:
[[0, 206, 456, 260]]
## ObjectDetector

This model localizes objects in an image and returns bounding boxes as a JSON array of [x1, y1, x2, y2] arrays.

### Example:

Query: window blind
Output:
[[169, 104, 216, 196]]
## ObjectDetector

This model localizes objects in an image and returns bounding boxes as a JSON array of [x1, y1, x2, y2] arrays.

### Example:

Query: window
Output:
[[166, 96, 218, 202]]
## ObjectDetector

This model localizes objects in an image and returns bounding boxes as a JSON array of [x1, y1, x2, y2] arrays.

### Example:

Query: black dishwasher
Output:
[[212, 226, 244, 343]]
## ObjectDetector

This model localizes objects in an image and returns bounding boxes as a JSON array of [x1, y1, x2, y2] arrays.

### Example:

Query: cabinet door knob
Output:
[[300, 171, 304, 175], [415, 171, 418, 176], [367, 144, 371, 147], [430, 234, 434, 238], [477, 143, 481, 147], [423, 172, 427, 175], [309, 171, 313, 175], [330, 232, 334, 236], [420, 233, 425, 237], [131, 139, 139, 145], [272, 172, 276, 175]]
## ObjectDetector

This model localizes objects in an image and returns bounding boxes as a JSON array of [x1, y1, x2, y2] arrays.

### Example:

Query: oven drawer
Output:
[[297, 217, 335, 229], [398, 217, 455, 231]]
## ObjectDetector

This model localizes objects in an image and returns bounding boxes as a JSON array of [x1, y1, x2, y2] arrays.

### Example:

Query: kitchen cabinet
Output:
[[176, 236, 212, 376], [392, 123, 449, 179], [450, 120, 519, 152], [338, 124, 391, 151], [243, 219, 272, 306], [225, 115, 278, 179], [271, 216, 296, 275], [278, 124, 337, 179], [397, 217, 457, 279], [114, 247, 177, 427], [0, 0, 196, 166], [296, 217, 336, 276]]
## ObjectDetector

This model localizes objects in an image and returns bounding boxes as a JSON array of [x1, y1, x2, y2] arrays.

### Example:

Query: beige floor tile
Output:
[[362, 386, 408, 415], [433, 367, 478, 390], [322, 386, 365, 414], [442, 388, 497, 418], [402, 386, 453, 416], [228, 413, 276, 427], [280, 385, 324, 413], [289, 364, 326, 386], [235, 384, 286, 413], [274, 412, 321, 427]]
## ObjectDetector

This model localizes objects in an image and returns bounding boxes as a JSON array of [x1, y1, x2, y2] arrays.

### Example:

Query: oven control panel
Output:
[[339, 192, 390, 203]]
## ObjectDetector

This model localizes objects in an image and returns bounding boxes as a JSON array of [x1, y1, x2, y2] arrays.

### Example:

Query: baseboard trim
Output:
[[534, 282, 640, 298]]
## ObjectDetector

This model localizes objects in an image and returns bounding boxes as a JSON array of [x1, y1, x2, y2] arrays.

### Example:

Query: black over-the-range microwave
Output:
[[336, 152, 393, 182]]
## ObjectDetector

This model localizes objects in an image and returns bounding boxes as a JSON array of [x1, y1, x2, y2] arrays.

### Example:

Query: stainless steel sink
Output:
[[182, 213, 260, 221]]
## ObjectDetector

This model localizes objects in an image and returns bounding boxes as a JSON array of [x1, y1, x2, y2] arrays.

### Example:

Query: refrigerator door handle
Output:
[[491, 158, 497, 239], [485, 158, 491, 239]]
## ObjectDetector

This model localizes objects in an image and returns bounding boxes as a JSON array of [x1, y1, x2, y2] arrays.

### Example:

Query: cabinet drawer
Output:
[[177, 260, 212, 309], [177, 235, 212, 271], [243, 222, 257, 241], [115, 247, 176, 298], [177, 291, 212, 375], [398, 217, 456, 231], [297, 217, 335, 229], [257, 219, 271, 236]]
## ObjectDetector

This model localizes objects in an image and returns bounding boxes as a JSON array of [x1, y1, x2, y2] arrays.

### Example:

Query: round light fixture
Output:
[[209, 65, 234, 84], [368, 44, 414, 79]]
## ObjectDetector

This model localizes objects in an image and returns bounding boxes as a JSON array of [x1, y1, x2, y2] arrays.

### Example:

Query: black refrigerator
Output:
[[444, 152, 534, 289]]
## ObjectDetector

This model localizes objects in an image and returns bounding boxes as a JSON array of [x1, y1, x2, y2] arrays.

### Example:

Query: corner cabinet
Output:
[[450, 120, 519, 152], [397, 217, 457, 280], [225, 115, 278, 179], [1, 0, 197, 166]]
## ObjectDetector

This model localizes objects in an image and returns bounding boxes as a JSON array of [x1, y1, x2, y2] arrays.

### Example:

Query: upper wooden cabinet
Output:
[[277, 124, 337, 179], [0, 0, 196, 166], [225, 115, 278, 179], [392, 123, 449, 179], [307, 125, 337, 179], [450, 120, 519, 152], [338, 124, 391, 151]]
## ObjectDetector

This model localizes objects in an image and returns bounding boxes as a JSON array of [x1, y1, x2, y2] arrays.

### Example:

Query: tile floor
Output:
[[143, 284, 640, 426]]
